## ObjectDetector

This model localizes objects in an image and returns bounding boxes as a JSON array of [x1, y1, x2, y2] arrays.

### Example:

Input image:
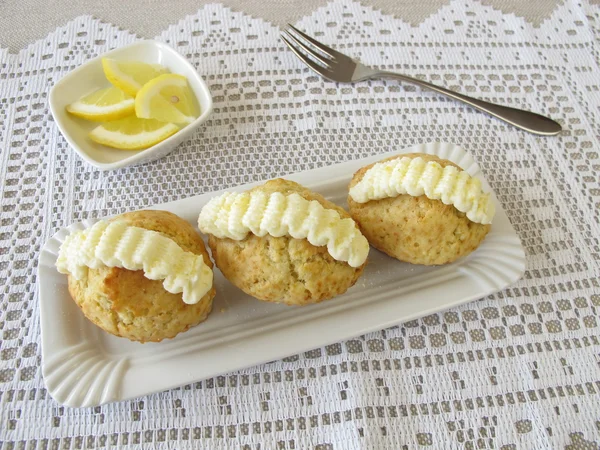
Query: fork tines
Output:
[[281, 25, 337, 73]]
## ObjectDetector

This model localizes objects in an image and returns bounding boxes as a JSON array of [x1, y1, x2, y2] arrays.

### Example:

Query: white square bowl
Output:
[[49, 40, 213, 170]]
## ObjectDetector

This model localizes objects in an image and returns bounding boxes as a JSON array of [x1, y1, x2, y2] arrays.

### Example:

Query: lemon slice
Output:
[[102, 58, 169, 96], [66, 87, 134, 121], [135, 74, 199, 125], [89, 116, 179, 150]]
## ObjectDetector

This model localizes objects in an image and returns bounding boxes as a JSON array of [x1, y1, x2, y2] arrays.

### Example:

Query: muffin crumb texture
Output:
[[348, 153, 490, 265], [67, 210, 216, 342], [208, 179, 366, 306]]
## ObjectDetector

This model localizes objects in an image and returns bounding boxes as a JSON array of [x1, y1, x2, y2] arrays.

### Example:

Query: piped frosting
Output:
[[349, 156, 495, 224], [198, 191, 369, 267], [56, 220, 213, 304]]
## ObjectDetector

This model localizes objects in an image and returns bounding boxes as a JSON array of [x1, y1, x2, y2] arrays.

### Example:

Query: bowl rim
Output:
[[49, 39, 213, 171]]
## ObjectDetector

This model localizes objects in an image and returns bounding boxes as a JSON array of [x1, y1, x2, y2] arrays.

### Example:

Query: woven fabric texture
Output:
[[0, 0, 584, 53]]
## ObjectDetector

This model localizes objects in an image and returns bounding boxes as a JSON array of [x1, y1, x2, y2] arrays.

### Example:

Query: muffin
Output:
[[198, 179, 369, 306], [348, 153, 494, 265], [56, 210, 216, 342]]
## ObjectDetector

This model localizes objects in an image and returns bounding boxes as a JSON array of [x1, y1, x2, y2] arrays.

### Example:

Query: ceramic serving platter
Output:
[[38, 142, 525, 407]]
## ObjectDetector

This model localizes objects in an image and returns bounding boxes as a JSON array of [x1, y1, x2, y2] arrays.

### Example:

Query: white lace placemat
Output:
[[1, 1, 600, 448]]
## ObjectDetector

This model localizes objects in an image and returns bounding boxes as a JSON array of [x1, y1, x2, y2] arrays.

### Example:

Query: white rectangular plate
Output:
[[39, 142, 525, 407]]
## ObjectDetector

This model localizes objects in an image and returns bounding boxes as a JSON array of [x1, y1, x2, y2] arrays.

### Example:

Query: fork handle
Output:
[[376, 71, 562, 136]]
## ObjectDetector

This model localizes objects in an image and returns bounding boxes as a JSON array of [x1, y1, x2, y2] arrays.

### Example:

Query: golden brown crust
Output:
[[348, 153, 490, 265], [67, 210, 216, 342], [207, 179, 366, 306]]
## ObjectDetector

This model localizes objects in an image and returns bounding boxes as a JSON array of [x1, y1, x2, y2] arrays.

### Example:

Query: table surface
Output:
[[1, 1, 600, 449]]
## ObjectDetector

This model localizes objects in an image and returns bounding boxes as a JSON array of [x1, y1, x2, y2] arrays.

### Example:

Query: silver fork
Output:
[[281, 25, 562, 136]]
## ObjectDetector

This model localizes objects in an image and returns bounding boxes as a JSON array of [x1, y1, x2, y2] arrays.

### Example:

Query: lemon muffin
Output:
[[56, 210, 216, 342], [348, 153, 494, 265], [198, 179, 369, 306]]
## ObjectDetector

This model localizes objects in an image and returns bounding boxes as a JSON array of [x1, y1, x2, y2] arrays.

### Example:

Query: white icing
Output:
[[198, 191, 369, 268], [349, 157, 495, 224], [56, 220, 213, 304]]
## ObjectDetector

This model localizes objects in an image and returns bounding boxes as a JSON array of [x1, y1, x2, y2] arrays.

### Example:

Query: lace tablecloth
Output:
[[1, 1, 600, 448]]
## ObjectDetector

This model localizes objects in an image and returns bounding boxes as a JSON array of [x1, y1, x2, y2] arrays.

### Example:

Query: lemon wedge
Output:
[[89, 116, 179, 150], [135, 74, 199, 125], [66, 87, 134, 121], [102, 58, 169, 96]]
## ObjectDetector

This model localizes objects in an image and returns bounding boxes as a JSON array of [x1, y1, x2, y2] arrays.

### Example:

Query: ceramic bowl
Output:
[[49, 40, 212, 170]]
